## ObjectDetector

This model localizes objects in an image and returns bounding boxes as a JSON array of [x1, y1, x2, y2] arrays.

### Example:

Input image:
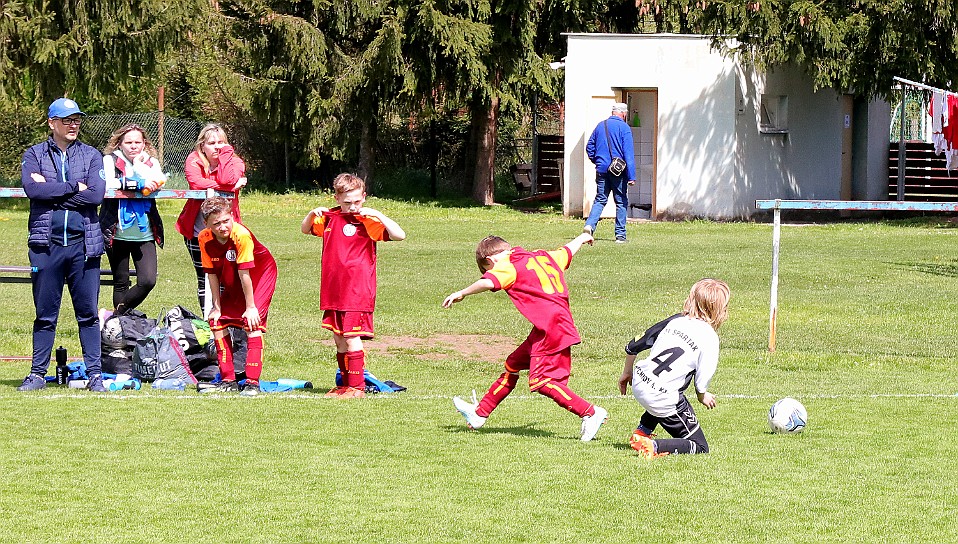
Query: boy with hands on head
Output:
[[302, 173, 406, 398]]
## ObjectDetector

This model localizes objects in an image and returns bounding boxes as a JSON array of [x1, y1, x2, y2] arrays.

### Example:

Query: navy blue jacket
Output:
[[21, 137, 105, 258], [587, 115, 636, 181]]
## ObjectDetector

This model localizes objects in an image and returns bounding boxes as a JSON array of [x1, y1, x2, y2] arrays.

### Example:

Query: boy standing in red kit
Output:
[[301, 173, 406, 398], [198, 197, 277, 396], [442, 232, 609, 441]]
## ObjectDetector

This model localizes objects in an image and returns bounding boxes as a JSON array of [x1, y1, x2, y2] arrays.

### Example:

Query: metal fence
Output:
[[889, 85, 930, 142], [81, 112, 202, 188]]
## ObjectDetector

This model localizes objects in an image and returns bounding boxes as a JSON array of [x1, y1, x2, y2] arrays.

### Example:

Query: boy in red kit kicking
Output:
[[198, 197, 277, 396], [301, 173, 406, 398], [442, 232, 609, 442]]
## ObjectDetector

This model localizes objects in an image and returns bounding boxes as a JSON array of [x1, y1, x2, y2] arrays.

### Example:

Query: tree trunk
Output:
[[471, 94, 499, 205], [357, 117, 377, 187]]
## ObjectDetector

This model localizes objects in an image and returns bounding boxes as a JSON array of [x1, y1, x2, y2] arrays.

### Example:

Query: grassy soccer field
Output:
[[0, 194, 956, 543]]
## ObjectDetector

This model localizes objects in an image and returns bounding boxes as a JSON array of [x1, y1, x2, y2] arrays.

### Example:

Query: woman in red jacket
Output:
[[175, 123, 247, 312]]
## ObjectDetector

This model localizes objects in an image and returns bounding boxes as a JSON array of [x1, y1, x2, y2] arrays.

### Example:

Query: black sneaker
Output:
[[615, 237, 628, 244], [86, 374, 108, 392], [16, 374, 46, 392], [240, 381, 260, 397], [199, 380, 239, 394]]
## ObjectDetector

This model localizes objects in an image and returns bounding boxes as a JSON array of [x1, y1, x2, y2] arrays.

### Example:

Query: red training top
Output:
[[309, 207, 390, 312], [175, 145, 245, 238], [199, 221, 277, 317]]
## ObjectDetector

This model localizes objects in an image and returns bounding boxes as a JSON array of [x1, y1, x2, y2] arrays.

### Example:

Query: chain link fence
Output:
[[81, 112, 202, 189]]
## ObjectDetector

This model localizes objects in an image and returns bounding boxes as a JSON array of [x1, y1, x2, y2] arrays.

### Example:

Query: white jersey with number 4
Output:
[[630, 315, 719, 417]]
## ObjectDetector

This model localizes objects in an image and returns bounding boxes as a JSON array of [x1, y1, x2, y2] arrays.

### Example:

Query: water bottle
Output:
[[108, 378, 141, 391], [68, 379, 88, 389], [152, 378, 186, 391], [275, 378, 313, 390], [55, 346, 69, 385], [141, 178, 165, 196]]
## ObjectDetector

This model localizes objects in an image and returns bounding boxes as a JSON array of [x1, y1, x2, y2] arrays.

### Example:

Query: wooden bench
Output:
[[0, 265, 135, 286]]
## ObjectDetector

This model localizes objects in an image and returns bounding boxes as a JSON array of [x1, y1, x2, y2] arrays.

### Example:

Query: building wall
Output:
[[734, 64, 846, 214], [563, 33, 891, 219], [563, 34, 737, 218]]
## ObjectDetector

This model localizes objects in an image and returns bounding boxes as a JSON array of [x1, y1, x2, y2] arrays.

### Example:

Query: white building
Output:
[[562, 33, 892, 220]]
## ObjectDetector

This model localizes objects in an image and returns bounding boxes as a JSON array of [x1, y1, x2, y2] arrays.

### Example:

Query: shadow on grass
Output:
[[1, 378, 29, 388], [441, 423, 555, 438], [611, 442, 639, 452], [890, 261, 958, 278]]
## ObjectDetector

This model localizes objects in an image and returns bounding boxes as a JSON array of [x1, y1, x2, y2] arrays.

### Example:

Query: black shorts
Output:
[[639, 395, 709, 453]]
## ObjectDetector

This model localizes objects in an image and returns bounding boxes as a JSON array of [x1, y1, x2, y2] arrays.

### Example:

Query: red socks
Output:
[[336, 352, 347, 377], [215, 335, 235, 381], [246, 335, 263, 382], [477, 372, 519, 417], [345, 350, 365, 389], [476, 370, 593, 419]]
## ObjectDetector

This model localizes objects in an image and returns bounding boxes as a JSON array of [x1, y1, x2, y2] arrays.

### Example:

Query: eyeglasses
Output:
[[57, 117, 83, 126]]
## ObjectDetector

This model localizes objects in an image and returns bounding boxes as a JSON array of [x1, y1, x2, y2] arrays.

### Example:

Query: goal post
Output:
[[755, 199, 958, 352]]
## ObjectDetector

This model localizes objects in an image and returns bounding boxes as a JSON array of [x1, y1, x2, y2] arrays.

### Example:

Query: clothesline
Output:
[[893, 76, 958, 97]]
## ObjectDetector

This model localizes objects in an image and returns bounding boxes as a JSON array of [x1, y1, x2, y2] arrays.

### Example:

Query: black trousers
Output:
[[29, 243, 101, 376]]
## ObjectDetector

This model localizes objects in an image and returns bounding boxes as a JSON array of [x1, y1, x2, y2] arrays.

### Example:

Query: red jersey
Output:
[[483, 245, 581, 355], [309, 207, 390, 312], [199, 222, 277, 313]]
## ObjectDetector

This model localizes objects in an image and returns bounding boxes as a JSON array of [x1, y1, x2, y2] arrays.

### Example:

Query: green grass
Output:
[[0, 195, 957, 542]]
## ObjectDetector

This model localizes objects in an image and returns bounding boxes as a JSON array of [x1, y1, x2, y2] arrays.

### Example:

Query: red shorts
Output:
[[322, 310, 374, 339], [212, 270, 276, 333], [504, 333, 572, 390], [209, 312, 268, 334]]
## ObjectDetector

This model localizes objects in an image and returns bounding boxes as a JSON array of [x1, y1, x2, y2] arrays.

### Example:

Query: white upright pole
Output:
[[768, 202, 781, 352]]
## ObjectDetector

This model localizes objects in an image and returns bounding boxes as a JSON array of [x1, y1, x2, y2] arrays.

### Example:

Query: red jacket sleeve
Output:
[[215, 146, 246, 190]]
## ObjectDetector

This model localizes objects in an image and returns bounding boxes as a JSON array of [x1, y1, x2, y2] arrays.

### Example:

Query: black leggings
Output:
[[107, 240, 158, 313], [184, 236, 206, 310]]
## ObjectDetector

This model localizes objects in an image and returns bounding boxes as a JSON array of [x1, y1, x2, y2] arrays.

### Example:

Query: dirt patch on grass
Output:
[[317, 334, 515, 364]]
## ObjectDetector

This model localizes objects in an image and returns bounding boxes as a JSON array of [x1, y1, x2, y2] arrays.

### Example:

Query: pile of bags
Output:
[[101, 306, 221, 384]]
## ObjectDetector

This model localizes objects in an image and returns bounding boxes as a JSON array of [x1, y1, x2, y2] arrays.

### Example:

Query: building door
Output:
[[841, 94, 854, 201], [625, 89, 657, 218]]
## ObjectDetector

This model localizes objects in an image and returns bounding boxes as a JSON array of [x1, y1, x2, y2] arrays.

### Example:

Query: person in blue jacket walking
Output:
[[584, 102, 636, 243], [17, 98, 108, 392]]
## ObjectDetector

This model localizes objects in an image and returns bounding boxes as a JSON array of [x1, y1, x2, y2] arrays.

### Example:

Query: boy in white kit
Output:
[[617, 278, 730, 458]]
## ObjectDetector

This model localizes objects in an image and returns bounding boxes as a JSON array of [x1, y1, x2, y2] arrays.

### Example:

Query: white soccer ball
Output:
[[768, 397, 808, 433], [101, 317, 125, 348]]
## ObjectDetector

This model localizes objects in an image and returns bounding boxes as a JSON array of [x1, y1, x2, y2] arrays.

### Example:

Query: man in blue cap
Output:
[[17, 98, 108, 392]]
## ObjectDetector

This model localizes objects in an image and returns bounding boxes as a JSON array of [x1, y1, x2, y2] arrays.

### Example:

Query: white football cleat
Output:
[[453, 390, 487, 429], [580, 406, 608, 442]]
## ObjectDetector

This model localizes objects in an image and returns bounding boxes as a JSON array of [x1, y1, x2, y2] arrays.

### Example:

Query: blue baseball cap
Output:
[[48, 98, 85, 119]]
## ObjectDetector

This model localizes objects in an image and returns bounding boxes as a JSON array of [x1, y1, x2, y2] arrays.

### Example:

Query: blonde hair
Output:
[[194, 123, 229, 171], [683, 278, 730, 330], [103, 124, 158, 158], [475, 235, 511, 274], [333, 173, 365, 194]]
